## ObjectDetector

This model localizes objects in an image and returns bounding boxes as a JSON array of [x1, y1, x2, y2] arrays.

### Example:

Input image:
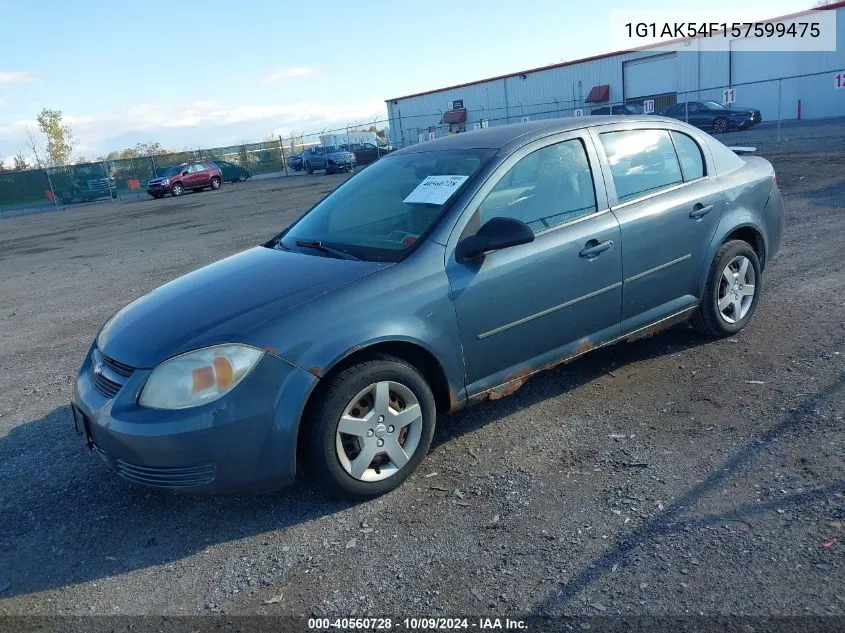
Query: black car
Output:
[[341, 142, 394, 165], [287, 153, 304, 171], [660, 101, 762, 133], [590, 104, 645, 115]]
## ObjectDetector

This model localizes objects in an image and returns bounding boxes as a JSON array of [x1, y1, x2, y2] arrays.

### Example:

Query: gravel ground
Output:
[[0, 123, 843, 623]]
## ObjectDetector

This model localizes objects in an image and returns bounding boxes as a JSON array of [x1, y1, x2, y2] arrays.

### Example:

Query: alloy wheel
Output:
[[335, 380, 423, 482], [717, 255, 756, 324]]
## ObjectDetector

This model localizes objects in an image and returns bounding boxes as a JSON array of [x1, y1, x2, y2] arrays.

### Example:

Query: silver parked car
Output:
[[72, 116, 783, 498]]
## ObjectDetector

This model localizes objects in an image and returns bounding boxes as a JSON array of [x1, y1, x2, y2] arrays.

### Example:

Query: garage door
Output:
[[623, 53, 678, 100]]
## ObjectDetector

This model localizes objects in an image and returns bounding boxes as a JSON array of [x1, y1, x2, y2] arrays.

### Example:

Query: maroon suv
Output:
[[146, 160, 223, 198]]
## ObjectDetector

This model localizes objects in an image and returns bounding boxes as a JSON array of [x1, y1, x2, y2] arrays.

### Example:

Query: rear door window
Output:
[[599, 129, 683, 204], [671, 132, 705, 181]]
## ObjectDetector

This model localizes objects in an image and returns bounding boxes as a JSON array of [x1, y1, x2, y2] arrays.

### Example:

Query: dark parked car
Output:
[[73, 116, 783, 498], [342, 142, 394, 165], [287, 152, 304, 171], [146, 161, 223, 198], [212, 160, 252, 183], [590, 104, 644, 115], [301, 146, 356, 174], [660, 101, 762, 133]]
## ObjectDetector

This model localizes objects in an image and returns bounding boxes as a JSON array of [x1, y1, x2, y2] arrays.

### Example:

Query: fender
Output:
[[699, 213, 768, 297]]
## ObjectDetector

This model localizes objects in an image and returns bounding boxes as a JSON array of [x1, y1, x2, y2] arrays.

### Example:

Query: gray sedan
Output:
[[72, 116, 784, 498]]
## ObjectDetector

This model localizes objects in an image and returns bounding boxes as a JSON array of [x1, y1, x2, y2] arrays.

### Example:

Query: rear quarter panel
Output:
[[699, 153, 781, 294]]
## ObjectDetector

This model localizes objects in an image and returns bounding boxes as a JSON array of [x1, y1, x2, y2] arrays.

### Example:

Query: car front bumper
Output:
[[146, 184, 172, 195], [72, 345, 318, 493]]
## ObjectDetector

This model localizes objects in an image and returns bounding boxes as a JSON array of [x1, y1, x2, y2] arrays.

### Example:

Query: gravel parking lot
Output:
[[0, 122, 843, 623]]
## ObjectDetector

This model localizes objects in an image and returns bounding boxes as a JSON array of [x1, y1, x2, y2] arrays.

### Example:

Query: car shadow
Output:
[[432, 323, 709, 450], [0, 324, 709, 598]]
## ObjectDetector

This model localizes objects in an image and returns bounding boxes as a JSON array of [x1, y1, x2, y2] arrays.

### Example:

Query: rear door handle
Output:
[[579, 239, 613, 259], [690, 203, 713, 219]]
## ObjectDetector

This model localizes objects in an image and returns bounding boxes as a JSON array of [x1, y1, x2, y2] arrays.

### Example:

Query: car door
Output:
[[445, 132, 623, 395], [193, 162, 211, 186], [590, 124, 725, 333], [686, 103, 709, 129]]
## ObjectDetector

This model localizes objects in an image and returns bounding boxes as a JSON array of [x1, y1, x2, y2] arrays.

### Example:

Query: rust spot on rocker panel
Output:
[[487, 368, 531, 400], [574, 338, 596, 355], [625, 311, 691, 343]]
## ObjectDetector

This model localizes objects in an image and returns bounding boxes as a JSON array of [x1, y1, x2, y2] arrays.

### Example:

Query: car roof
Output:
[[393, 116, 680, 154]]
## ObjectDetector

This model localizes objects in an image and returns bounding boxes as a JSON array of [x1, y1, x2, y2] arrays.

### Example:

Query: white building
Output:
[[386, 3, 845, 147]]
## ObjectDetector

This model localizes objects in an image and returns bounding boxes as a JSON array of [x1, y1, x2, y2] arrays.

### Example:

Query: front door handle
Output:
[[690, 203, 714, 219], [579, 239, 613, 259]]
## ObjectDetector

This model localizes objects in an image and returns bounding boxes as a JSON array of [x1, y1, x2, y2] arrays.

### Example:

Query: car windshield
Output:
[[702, 101, 726, 110], [157, 165, 182, 178], [279, 149, 494, 262]]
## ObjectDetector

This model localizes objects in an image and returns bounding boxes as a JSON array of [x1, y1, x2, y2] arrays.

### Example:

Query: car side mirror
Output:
[[456, 216, 534, 261], [182, 170, 189, 176]]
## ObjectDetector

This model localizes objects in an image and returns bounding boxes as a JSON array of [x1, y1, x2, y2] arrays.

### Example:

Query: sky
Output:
[[0, 0, 813, 163]]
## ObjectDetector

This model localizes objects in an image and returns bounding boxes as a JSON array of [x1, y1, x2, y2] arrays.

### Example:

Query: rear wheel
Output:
[[210, 176, 221, 190], [171, 183, 183, 197], [305, 354, 436, 499], [692, 240, 761, 337]]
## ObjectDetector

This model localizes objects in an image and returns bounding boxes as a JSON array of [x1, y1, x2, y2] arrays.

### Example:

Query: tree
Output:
[[135, 142, 167, 156], [36, 108, 75, 167], [13, 154, 29, 170]]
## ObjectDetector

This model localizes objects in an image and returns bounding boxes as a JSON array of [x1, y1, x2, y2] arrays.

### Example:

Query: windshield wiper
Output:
[[294, 239, 359, 260]]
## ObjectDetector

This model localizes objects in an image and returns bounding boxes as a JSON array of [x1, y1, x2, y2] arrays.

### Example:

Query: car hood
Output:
[[97, 246, 390, 368]]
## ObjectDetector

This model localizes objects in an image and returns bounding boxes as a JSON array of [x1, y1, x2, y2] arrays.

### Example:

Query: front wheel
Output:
[[210, 176, 221, 190], [305, 354, 436, 499], [305, 162, 313, 175], [171, 183, 183, 197], [713, 117, 729, 134], [692, 240, 761, 337]]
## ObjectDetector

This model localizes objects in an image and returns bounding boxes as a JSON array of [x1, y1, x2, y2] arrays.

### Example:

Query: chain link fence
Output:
[[1, 69, 842, 217]]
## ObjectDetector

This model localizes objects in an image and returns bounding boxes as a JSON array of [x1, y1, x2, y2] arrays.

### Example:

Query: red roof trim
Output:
[[386, 2, 845, 103], [585, 84, 610, 103]]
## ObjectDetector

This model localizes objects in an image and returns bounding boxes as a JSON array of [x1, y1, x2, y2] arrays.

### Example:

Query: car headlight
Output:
[[139, 344, 264, 410], [162, 178, 170, 185]]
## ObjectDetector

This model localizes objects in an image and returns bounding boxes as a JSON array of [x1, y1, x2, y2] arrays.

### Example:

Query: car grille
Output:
[[114, 460, 216, 488], [92, 371, 122, 398], [90, 348, 135, 399]]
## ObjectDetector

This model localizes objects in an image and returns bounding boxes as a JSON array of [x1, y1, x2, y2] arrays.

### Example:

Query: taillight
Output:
[[773, 173, 778, 186]]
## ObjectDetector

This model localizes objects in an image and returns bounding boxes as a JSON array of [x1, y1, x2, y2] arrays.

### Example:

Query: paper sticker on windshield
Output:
[[403, 175, 468, 205]]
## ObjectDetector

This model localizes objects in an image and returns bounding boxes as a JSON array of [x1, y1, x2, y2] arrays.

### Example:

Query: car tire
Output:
[[713, 117, 728, 134], [691, 240, 762, 338], [210, 176, 221, 190], [304, 353, 437, 499], [153, 194, 164, 199], [306, 162, 313, 175], [171, 183, 183, 197]]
